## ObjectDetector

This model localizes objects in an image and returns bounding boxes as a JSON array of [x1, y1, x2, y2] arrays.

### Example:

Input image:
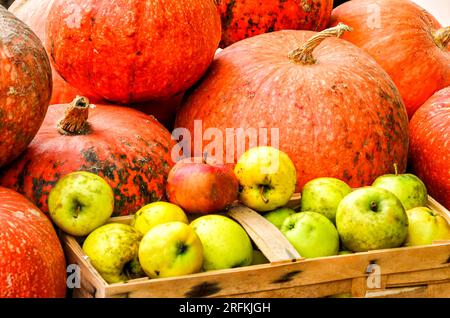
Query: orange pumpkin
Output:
[[330, 0, 450, 118]]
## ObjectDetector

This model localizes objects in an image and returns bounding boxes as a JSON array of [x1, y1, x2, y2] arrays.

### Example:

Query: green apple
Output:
[[300, 177, 352, 224], [251, 250, 269, 265], [82, 223, 143, 284], [338, 250, 353, 255], [131, 201, 188, 235], [336, 187, 409, 252], [234, 146, 296, 212], [138, 222, 203, 278], [190, 215, 253, 270], [281, 212, 339, 258], [48, 171, 115, 236], [372, 166, 427, 210], [405, 207, 450, 246], [264, 207, 296, 229]]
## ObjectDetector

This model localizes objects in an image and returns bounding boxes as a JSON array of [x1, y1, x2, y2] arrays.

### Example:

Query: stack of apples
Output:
[[47, 146, 450, 284]]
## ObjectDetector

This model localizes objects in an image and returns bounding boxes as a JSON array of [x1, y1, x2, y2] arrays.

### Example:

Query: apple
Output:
[[131, 201, 188, 235], [82, 223, 143, 283], [405, 207, 450, 246], [234, 147, 297, 212], [336, 187, 409, 252], [372, 165, 428, 210], [48, 171, 114, 236], [166, 156, 239, 214], [338, 251, 353, 255], [264, 207, 296, 230], [300, 177, 352, 224], [190, 215, 253, 270], [281, 212, 339, 258], [138, 222, 203, 278], [251, 250, 269, 265]]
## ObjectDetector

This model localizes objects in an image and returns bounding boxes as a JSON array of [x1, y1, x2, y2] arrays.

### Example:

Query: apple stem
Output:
[[58, 96, 91, 135], [260, 186, 269, 204], [393, 163, 398, 176], [370, 201, 378, 212]]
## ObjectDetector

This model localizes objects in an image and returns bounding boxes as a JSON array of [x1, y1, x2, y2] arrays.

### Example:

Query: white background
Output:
[[411, 0, 450, 26]]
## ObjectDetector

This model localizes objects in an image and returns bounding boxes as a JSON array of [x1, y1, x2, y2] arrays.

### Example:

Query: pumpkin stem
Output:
[[58, 96, 91, 135], [288, 23, 352, 65], [433, 26, 450, 50]]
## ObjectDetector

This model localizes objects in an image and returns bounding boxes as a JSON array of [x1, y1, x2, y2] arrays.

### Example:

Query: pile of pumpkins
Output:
[[0, 0, 448, 298]]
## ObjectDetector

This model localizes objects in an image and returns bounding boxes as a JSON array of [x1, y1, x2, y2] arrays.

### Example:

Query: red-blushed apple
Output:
[[166, 157, 239, 214]]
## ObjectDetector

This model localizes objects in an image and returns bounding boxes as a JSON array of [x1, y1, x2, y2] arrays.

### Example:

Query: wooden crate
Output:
[[61, 195, 450, 298]]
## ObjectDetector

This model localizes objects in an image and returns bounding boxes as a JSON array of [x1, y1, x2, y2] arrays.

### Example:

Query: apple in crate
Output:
[[300, 177, 352, 224], [166, 157, 239, 214], [405, 207, 450, 246], [190, 215, 253, 270], [139, 222, 203, 278], [264, 207, 296, 230], [372, 166, 428, 210], [281, 212, 339, 258], [48, 171, 114, 236], [131, 202, 188, 235], [234, 146, 296, 212], [336, 187, 409, 252], [82, 223, 144, 284]]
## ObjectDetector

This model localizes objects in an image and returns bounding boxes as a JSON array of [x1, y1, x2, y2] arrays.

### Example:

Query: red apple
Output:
[[166, 157, 239, 214]]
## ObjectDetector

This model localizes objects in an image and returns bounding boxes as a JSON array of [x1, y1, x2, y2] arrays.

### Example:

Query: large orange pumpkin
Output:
[[216, 0, 333, 47], [330, 0, 450, 119], [0, 187, 66, 298], [176, 25, 410, 191], [0, 6, 51, 168], [0, 97, 175, 216], [9, 0, 95, 105], [409, 87, 450, 209], [45, 0, 221, 104]]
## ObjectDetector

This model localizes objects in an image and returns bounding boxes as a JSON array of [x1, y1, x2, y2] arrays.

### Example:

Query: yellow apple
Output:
[[405, 207, 450, 246], [131, 202, 188, 235], [190, 215, 253, 270], [234, 147, 296, 212], [138, 222, 203, 278]]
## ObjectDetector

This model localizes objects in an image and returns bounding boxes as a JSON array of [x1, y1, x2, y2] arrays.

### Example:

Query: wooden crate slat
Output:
[[386, 267, 450, 287]]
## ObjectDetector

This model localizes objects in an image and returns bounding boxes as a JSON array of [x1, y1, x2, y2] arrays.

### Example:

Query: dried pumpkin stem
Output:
[[58, 96, 91, 135], [288, 23, 353, 65], [433, 26, 450, 50]]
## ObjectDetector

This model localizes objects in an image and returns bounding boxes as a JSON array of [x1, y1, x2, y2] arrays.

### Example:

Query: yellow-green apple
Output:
[[372, 166, 427, 210], [166, 157, 239, 214], [138, 222, 203, 278], [264, 207, 296, 229], [131, 201, 188, 235], [300, 177, 352, 224], [251, 250, 269, 265], [82, 223, 143, 283], [338, 251, 353, 255], [48, 171, 114, 236], [234, 147, 296, 212], [281, 212, 339, 258], [336, 187, 409, 252], [405, 207, 450, 246], [190, 215, 253, 270]]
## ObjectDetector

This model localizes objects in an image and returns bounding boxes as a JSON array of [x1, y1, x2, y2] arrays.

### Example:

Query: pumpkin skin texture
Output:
[[45, 0, 221, 104], [0, 187, 66, 298], [0, 6, 51, 168], [409, 87, 450, 209], [176, 29, 409, 192], [9, 0, 96, 105], [0, 98, 175, 216], [330, 0, 450, 119], [216, 0, 333, 48]]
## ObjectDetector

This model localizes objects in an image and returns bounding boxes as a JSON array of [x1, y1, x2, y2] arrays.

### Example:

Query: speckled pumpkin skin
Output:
[[0, 187, 66, 298], [0, 7, 51, 168], [409, 87, 450, 209], [330, 0, 450, 119], [45, 0, 221, 104], [0, 104, 175, 216], [216, 0, 333, 47], [9, 0, 96, 105], [176, 30, 409, 192]]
